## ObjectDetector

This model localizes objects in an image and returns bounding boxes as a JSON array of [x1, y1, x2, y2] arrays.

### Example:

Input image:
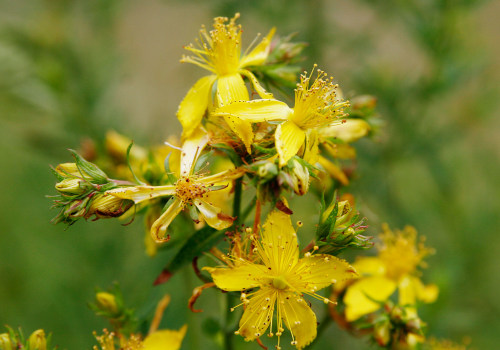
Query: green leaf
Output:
[[125, 142, 146, 185], [211, 143, 243, 166], [155, 226, 225, 284], [316, 192, 338, 240]]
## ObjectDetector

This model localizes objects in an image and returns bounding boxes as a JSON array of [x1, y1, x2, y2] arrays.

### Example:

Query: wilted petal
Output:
[[275, 121, 306, 167], [278, 291, 317, 349], [151, 198, 184, 242], [180, 128, 209, 176], [177, 75, 217, 138], [344, 276, 397, 321], [194, 199, 234, 230], [106, 185, 176, 204]]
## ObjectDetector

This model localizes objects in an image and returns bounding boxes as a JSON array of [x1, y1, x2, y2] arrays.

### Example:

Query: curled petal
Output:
[[223, 115, 254, 154], [106, 185, 175, 204], [151, 199, 184, 242], [177, 75, 216, 138], [188, 282, 215, 313], [194, 199, 234, 230], [275, 121, 306, 167], [240, 69, 274, 99], [239, 27, 276, 68], [180, 127, 209, 176]]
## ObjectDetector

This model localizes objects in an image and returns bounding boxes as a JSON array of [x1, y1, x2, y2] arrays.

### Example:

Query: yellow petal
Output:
[[290, 254, 358, 292], [317, 156, 349, 186], [143, 325, 187, 350], [214, 99, 292, 123], [353, 256, 386, 276], [206, 264, 267, 292], [260, 210, 299, 273], [106, 185, 176, 204], [302, 130, 319, 165], [239, 27, 276, 68], [223, 115, 254, 154], [177, 75, 216, 138], [194, 199, 234, 230], [278, 291, 317, 349], [319, 119, 370, 143], [180, 127, 209, 176], [216, 73, 249, 106], [199, 167, 246, 185], [275, 121, 306, 167], [239, 69, 274, 99], [398, 276, 439, 306], [344, 276, 397, 321], [323, 141, 356, 160], [238, 288, 276, 340], [151, 198, 184, 242]]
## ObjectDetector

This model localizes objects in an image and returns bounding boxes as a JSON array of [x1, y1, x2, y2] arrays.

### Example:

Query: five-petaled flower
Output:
[[205, 210, 358, 349], [106, 128, 244, 242], [178, 13, 275, 150], [342, 224, 439, 322], [213, 65, 349, 166]]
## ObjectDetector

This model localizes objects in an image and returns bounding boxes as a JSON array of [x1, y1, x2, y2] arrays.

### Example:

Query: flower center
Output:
[[175, 177, 208, 203], [271, 276, 288, 290]]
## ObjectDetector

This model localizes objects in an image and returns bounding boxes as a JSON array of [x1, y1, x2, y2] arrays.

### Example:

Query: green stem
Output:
[[222, 178, 243, 350]]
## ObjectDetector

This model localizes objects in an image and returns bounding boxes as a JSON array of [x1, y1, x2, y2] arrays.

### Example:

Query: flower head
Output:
[[342, 224, 438, 322], [107, 129, 244, 242], [214, 66, 349, 166], [206, 210, 357, 349], [178, 14, 274, 141]]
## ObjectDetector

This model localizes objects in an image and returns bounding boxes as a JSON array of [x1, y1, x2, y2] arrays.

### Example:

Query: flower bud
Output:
[[28, 329, 46, 350], [0, 334, 12, 350], [55, 163, 84, 178], [374, 321, 391, 347], [96, 292, 119, 315], [87, 193, 133, 219], [290, 159, 309, 195], [55, 178, 92, 195], [256, 162, 278, 180]]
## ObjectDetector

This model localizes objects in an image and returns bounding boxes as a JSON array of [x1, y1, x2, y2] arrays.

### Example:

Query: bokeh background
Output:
[[1, 0, 499, 349]]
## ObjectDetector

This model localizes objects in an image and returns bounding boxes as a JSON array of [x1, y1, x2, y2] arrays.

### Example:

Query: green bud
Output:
[[96, 292, 119, 315], [55, 178, 92, 195]]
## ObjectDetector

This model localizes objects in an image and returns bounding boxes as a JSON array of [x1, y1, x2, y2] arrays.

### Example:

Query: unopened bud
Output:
[[55, 178, 92, 195], [87, 193, 133, 219], [96, 292, 119, 314], [0, 334, 12, 350], [374, 321, 391, 347], [55, 163, 85, 178], [257, 162, 278, 179], [290, 159, 309, 195], [28, 329, 46, 350]]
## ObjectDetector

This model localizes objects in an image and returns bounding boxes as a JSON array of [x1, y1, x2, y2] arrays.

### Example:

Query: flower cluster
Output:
[[40, 13, 465, 350]]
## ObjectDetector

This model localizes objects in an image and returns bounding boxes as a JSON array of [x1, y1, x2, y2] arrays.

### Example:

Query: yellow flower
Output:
[[343, 224, 439, 322], [214, 66, 349, 166], [178, 13, 275, 145], [106, 128, 245, 242], [206, 210, 357, 349]]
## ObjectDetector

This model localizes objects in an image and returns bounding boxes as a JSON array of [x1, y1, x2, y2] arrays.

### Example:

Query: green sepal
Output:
[[69, 149, 108, 184], [125, 142, 146, 185], [316, 192, 338, 241], [163, 153, 178, 185], [211, 143, 243, 167]]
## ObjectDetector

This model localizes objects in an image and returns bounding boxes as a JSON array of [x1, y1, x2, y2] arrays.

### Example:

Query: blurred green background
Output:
[[1, 0, 499, 349]]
